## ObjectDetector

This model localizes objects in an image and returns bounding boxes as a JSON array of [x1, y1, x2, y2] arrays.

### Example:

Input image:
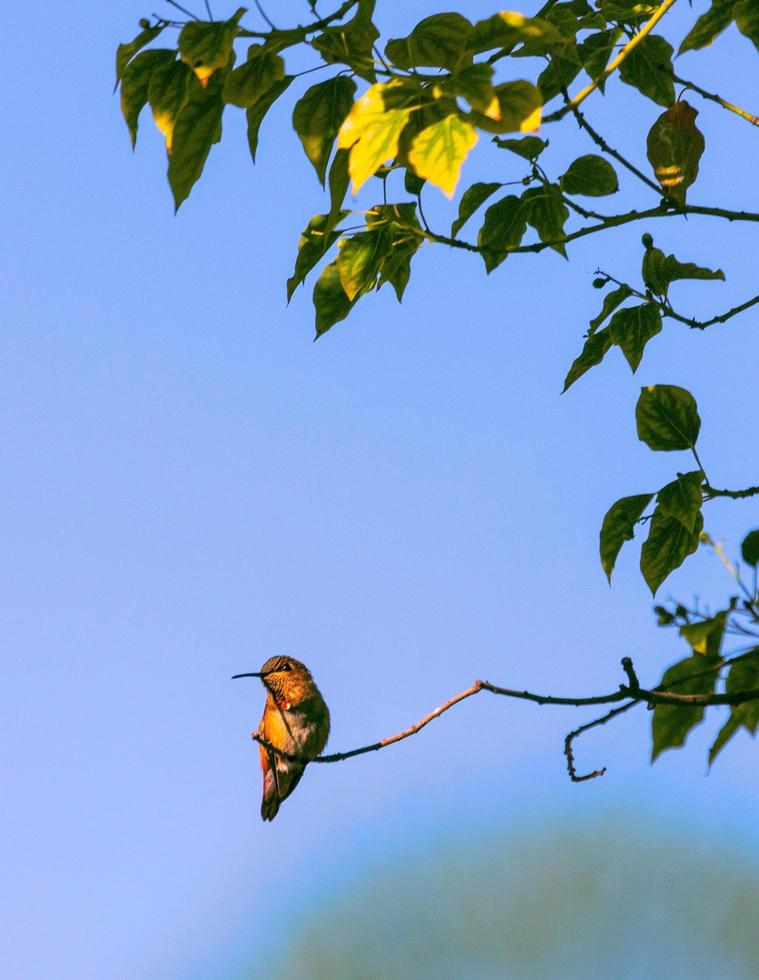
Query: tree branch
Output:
[[249, 656, 759, 781], [669, 71, 759, 128]]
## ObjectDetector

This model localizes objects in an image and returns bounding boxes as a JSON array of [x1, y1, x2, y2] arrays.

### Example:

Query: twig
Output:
[[564, 98, 662, 195], [543, 0, 680, 123], [564, 701, 638, 782], [166, 0, 199, 19], [253, 0, 276, 30], [670, 71, 759, 128]]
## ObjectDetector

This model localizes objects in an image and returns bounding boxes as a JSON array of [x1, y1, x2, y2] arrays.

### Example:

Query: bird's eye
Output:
[[281, 663, 291, 672]]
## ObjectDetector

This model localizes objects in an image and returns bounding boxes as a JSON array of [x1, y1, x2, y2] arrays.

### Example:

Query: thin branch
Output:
[[166, 0, 199, 19], [543, 0, 680, 123], [253, 0, 277, 30], [565, 701, 638, 782], [704, 484, 759, 500], [670, 71, 759, 128], [248, 656, 759, 781], [564, 98, 662, 195], [236, 0, 358, 40]]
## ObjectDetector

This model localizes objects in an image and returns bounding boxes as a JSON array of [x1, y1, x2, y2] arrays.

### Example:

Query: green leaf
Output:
[[294, 76, 357, 185], [537, 47, 582, 103], [451, 182, 501, 237], [560, 155, 619, 196], [656, 471, 704, 533], [168, 75, 225, 210], [148, 59, 191, 153], [619, 35, 675, 107], [600, 0, 658, 24], [480, 81, 543, 134], [588, 284, 632, 334], [404, 170, 425, 195], [741, 530, 759, 567], [577, 28, 621, 88], [679, 611, 726, 658], [178, 8, 244, 85], [442, 64, 498, 116], [520, 185, 569, 256], [246, 76, 292, 163], [311, 0, 379, 81], [736, 0, 759, 52], [636, 385, 701, 452], [408, 114, 478, 199], [337, 230, 390, 301], [313, 261, 356, 337], [385, 13, 473, 72], [120, 49, 177, 148], [493, 136, 547, 160], [563, 327, 613, 390], [646, 101, 705, 205], [468, 11, 563, 54], [116, 22, 165, 86], [367, 203, 422, 301], [609, 303, 662, 372], [328, 148, 351, 224], [599, 493, 654, 582], [709, 651, 759, 765], [223, 45, 285, 108], [651, 653, 717, 761], [679, 0, 739, 53], [287, 211, 348, 301], [477, 195, 528, 273], [640, 507, 703, 595], [642, 240, 725, 296]]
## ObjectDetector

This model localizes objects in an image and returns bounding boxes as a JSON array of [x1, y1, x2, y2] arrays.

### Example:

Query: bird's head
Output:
[[232, 656, 318, 706]]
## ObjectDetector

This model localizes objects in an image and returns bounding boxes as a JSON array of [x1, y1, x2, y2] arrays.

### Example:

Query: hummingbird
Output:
[[232, 656, 330, 821]]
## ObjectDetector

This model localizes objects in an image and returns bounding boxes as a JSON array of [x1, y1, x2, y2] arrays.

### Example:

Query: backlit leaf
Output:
[[741, 530, 759, 567], [609, 303, 662, 372], [619, 35, 675, 106], [408, 115, 478, 199], [651, 653, 716, 760], [646, 101, 705, 204], [451, 182, 501, 237], [338, 83, 413, 194], [560, 155, 618, 196], [246, 77, 292, 163], [679, 611, 726, 657], [709, 652, 759, 765], [168, 74, 224, 210], [116, 22, 165, 85], [640, 507, 703, 595], [223, 45, 285, 108], [313, 261, 356, 337], [599, 493, 654, 582], [679, 0, 739, 53], [521, 184, 569, 256], [656, 471, 704, 532], [588, 284, 632, 334], [493, 136, 547, 160], [477, 194, 528, 272], [736, 0, 759, 51], [563, 327, 613, 390], [287, 211, 348, 301], [311, 0, 379, 80], [385, 13, 473, 72], [148, 59, 191, 153], [469, 11, 562, 54], [120, 49, 176, 147], [337, 230, 391, 300], [178, 8, 244, 85], [636, 385, 701, 452], [294, 76, 357, 185]]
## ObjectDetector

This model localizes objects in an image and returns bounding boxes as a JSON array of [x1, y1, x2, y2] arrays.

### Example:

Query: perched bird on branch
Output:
[[233, 656, 330, 821]]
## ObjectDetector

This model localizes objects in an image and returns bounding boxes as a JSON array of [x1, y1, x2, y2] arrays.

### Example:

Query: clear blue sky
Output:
[[2, 2, 758, 978]]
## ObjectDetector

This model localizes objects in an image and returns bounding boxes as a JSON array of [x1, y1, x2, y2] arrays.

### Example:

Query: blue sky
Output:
[[2, 2, 759, 977]]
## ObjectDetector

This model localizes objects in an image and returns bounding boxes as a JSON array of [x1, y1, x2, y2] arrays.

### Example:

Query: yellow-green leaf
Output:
[[223, 45, 285, 108], [407, 114, 478, 199], [470, 81, 542, 135], [338, 83, 413, 193], [148, 59, 191, 153]]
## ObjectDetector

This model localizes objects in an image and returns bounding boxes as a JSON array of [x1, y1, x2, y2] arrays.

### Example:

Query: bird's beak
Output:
[[231, 671, 268, 680]]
